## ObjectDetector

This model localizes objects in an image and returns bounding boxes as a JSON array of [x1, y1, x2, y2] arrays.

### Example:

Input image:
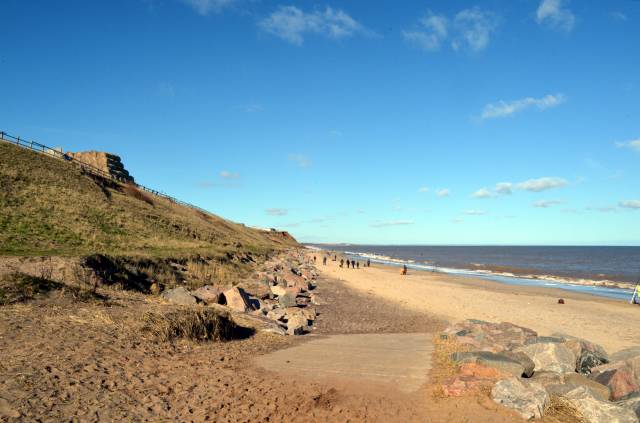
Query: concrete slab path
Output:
[[255, 333, 434, 393]]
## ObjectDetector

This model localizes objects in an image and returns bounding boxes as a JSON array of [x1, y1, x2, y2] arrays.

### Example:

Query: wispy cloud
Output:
[[402, 11, 448, 51], [619, 200, 640, 210], [536, 0, 576, 32], [181, 0, 236, 15], [517, 177, 568, 192], [404, 7, 498, 53], [480, 93, 566, 120], [265, 208, 288, 216], [418, 186, 430, 193], [239, 103, 263, 113], [610, 12, 628, 22], [452, 218, 464, 224], [615, 139, 640, 152], [288, 154, 312, 168], [586, 206, 617, 213], [533, 199, 563, 208], [219, 170, 240, 180], [464, 209, 486, 215], [436, 188, 450, 197], [452, 7, 499, 52], [495, 182, 513, 195], [259, 6, 368, 46], [473, 177, 567, 198], [472, 188, 494, 199], [369, 220, 415, 228]]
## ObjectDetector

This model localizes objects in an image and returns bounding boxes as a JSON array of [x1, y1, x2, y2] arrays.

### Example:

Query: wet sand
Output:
[[317, 256, 640, 353]]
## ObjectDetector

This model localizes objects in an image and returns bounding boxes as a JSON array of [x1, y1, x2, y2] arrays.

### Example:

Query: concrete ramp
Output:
[[255, 333, 434, 393]]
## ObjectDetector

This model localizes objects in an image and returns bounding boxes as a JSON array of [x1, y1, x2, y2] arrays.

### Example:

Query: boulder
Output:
[[611, 347, 640, 363], [562, 386, 637, 423], [278, 292, 297, 308], [192, 285, 226, 304], [563, 338, 609, 374], [221, 287, 251, 312], [239, 280, 271, 300], [266, 308, 287, 321], [524, 336, 566, 345], [286, 314, 309, 336], [441, 363, 509, 396], [545, 373, 610, 402], [270, 285, 287, 297], [616, 393, 640, 419], [516, 342, 576, 373], [160, 287, 197, 305], [451, 351, 526, 377], [503, 351, 536, 378], [491, 377, 549, 420], [443, 320, 537, 353], [301, 306, 317, 322], [590, 365, 639, 401]]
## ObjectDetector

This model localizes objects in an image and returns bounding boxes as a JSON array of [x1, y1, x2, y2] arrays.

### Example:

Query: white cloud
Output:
[[288, 154, 312, 168], [533, 199, 562, 208], [610, 12, 628, 22], [418, 186, 430, 193], [616, 139, 640, 152], [516, 177, 568, 192], [181, 0, 235, 15], [219, 170, 240, 179], [536, 0, 576, 32], [472, 188, 494, 199], [495, 182, 513, 195], [464, 209, 486, 215], [452, 218, 464, 224], [452, 7, 499, 52], [402, 11, 448, 51], [369, 220, 415, 228], [619, 200, 640, 209], [404, 7, 498, 53], [436, 188, 450, 197], [240, 103, 263, 113], [481, 93, 566, 120], [259, 6, 366, 46], [266, 208, 288, 216]]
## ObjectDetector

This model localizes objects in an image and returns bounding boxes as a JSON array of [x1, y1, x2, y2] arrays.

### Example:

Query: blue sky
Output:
[[1, 0, 639, 245]]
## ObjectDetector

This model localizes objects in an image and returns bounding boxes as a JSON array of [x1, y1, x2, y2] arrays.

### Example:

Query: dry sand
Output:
[[317, 256, 640, 353]]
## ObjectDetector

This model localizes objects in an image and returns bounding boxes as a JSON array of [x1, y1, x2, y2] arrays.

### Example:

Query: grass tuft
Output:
[[142, 307, 251, 342]]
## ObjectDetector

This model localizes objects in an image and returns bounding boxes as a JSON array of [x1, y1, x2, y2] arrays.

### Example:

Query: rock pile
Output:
[[159, 250, 319, 336], [440, 319, 639, 422], [66, 151, 135, 182]]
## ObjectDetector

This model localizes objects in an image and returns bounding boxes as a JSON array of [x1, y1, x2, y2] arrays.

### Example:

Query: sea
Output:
[[306, 244, 640, 301]]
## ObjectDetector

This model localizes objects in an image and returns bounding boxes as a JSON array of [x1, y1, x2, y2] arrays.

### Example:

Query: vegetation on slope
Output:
[[0, 142, 296, 256]]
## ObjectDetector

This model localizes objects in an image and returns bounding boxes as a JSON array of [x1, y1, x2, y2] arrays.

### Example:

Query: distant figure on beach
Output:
[[313, 256, 317, 263], [351, 260, 355, 269], [401, 264, 407, 275], [323, 256, 327, 265], [333, 255, 337, 261], [356, 261, 360, 269], [346, 260, 350, 268], [631, 284, 640, 305], [340, 259, 344, 268], [367, 259, 371, 267]]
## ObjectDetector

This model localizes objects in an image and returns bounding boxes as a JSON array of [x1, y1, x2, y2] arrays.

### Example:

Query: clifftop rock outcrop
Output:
[[67, 151, 134, 183]]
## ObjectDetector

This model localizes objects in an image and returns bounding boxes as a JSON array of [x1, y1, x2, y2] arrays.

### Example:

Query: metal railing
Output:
[[0, 130, 212, 215]]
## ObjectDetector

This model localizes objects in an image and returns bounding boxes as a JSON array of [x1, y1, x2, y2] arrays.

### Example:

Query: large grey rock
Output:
[[563, 386, 637, 423], [611, 347, 640, 363], [451, 351, 525, 377], [286, 314, 309, 336], [221, 287, 251, 312], [160, 287, 197, 305], [545, 373, 611, 402], [491, 377, 549, 420], [270, 285, 287, 297], [278, 292, 297, 308], [443, 320, 537, 353], [516, 342, 576, 373], [564, 338, 610, 374]]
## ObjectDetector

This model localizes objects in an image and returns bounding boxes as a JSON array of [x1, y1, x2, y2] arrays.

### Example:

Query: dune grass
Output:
[[0, 141, 296, 257]]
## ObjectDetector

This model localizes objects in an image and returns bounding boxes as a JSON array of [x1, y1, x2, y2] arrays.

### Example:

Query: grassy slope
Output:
[[0, 142, 297, 256]]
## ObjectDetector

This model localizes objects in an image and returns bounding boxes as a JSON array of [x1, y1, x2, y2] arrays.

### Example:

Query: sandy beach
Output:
[[317, 255, 640, 354]]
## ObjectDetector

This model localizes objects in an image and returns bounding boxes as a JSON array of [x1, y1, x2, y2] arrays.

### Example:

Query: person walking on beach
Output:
[[367, 259, 370, 267], [333, 255, 337, 261], [340, 259, 344, 268], [346, 259, 350, 269], [631, 284, 640, 305], [351, 260, 355, 269], [323, 256, 327, 265], [313, 255, 317, 263], [356, 261, 360, 269], [401, 264, 407, 275]]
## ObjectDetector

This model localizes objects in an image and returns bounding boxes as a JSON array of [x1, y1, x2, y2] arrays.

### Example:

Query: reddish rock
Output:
[[592, 366, 639, 400], [441, 363, 508, 397]]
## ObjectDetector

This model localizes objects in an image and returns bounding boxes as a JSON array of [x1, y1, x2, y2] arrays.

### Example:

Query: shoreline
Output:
[[312, 252, 640, 353], [307, 246, 636, 300]]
